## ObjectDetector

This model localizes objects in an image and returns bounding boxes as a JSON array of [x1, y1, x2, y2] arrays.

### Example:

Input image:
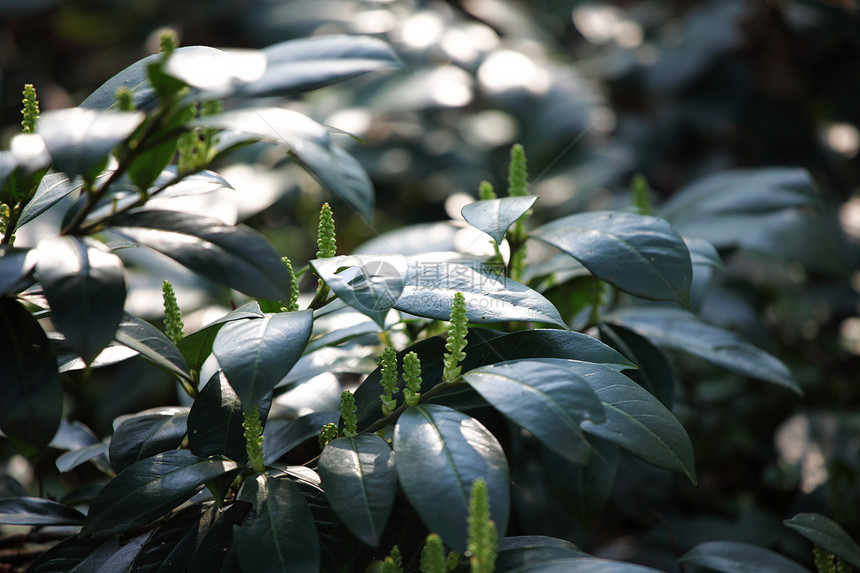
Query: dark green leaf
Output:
[[36, 236, 126, 364], [607, 307, 800, 394], [177, 301, 264, 373], [0, 497, 85, 525], [496, 536, 585, 572], [81, 450, 238, 537], [26, 536, 117, 573], [187, 502, 250, 573], [393, 404, 509, 552], [37, 109, 144, 178], [532, 211, 692, 305], [0, 297, 63, 455], [56, 443, 110, 473], [129, 503, 209, 573], [114, 312, 191, 381], [543, 438, 619, 526], [679, 541, 811, 573], [165, 48, 267, 93], [579, 365, 696, 483], [463, 358, 605, 464], [263, 411, 339, 464], [213, 310, 313, 410], [0, 247, 37, 295], [318, 435, 396, 546], [599, 323, 676, 409], [234, 474, 320, 573], [98, 531, 153, 573], [461, 196, 538, 244], [684, 236, 724, 269], [784, 513, 860, 569], [108, 411, 188, 473], [508, 557, 664, 572], [109, 210, 291, 301], [17, 172, 81, 227], [355, 328, 633, 430]]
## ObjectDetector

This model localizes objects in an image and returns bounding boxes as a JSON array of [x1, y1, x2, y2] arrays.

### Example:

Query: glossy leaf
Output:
[[0, 247, 37, 295], [109, 209, 292, 301], [36, 236, 126, 364], [108, 411, 188, 473], [194, 108, 374, 221], [679, 541, 811, 573], [37, 108, 144, 178], [56, 443, 110, 473], [26, 536, 117, 573], [496, 536, 585, 572], [114, 312, 192, 381], [318, 435, 396, 546], [607, 307, 800, 394], [355, 328, 634, 430], [213, 310, 313, 410], [0, 497, 85, 526], [17, 171, 81, 227], [177, 301, 264, 373], [97, 531, 152, 573], [784, 513, 860, 569], [684, 236, 724, 269], [393, 404, 509, 552], [532, 211, 692, 305], [129, 503, 211, 573], [165, 48, 267, 93], [0, 297, 63, 455], [461, 196, 538, 244], [599, 323, 676, 409], [507, 557, 663, 573], [263, 411, 339, 464], [187, 502, 250, 573], [579, 365, 696, 483], [463, 358, 605, 463], [234, 474, 320, 573], [81, 450, 238, 537]]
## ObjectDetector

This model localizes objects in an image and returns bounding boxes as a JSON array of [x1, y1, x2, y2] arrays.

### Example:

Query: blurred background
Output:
[[3, 0, 860, 569]]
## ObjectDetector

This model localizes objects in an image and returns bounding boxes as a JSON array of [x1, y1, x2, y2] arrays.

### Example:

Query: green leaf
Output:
[[177, 301, 264, 373], [461, 196, 538, 244], [532, 211, 693, 305], [37, 109, 144, 178], [393, 404, 509, 552], [36, 235, 126, 364], [463, 358, 605, 464], [318, 435, 396, 546], [127, 503, 211, 573], [263, 411, 339, 463], [114, 312, 192, 381], [579, 365, 696, 483], [784, 513, 860, 569], [109, 209, 292, 301], [598, 323, 675, 409], [0, 497, 86, 525], [81, 450, 238, 537], [26, 536, 118, 573], [187, 502, 250, 573], [17, 172, 80, 227], [212, 310, 313, 410], [507, 556, 664, 572], [234, 474, 320, 573], [606, 306, 800, 394], [0, 247, 37, 295], [679, 541, 812, 573], [188, 371, 272, 464], [108, 411, 188, 473], [165, 48, 267, 93], [684, 236, 724, 269], [355, 328, 633, 430], [0, 297, 63, 455], [496, 536, 585, 572], [56, 443, 109, 473]]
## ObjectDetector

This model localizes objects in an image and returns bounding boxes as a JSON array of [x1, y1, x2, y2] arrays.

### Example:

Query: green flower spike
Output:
[[506, 144, 530, 281], [403, 351, 423, 407], [379, 346, 399, 416], [420, 534, 447, 573], [467, 479, 497, 573], [478, 181, 497, 201], [341, 390, 358, 438], [243, 407, 265, 473], [442, 292, 468, 385], [161, 280, 184, 345], [282, 256, 299, 312], [159, 28, 179, 57], [507, 143, 528, 198], [115, 86, 135, 112], [21, 84, 40, 134], [317, 202, 337, 259], [318, 422, 338, 450], [381, 546, 403, 573], [631, 174, 654, 216]]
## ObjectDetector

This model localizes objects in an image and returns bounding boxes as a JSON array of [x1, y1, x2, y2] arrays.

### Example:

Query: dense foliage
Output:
[[2, 1, 860, 572]]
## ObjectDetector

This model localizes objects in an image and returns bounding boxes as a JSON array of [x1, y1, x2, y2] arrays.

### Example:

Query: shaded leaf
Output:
[[318, 435, 396, 546], [0, 247, 37, 295], [108, 411, 188, 473], [131, 503, 213, 573], [508, 556, 663, 572], [187, 502, 251, 573], [532, 211, 692, 305], [463, 358, 605, 463], [679, 541, 811, 573], [81, 450, 238, 537], [0, 297, 63, 455], [27, 536, 118, 573], [598, 323, 676, 409], [461, 196, 538, 244], [234, 474, 320, 573], [263, 411, 339, 464], [607, 306, 800, 394], [784, 513, 860, 569], [109, 210, 292, 301], [57, 443, 110, 473], [177, 301, 264, 373], [496, 536, 585, 572], [213, 310, 313, 410], [114, 312, 191, 381], [0, 497, 85, 526], [17, 172, 81, 227], [36, 236, 126, 364], [393, 404, 509, 552]]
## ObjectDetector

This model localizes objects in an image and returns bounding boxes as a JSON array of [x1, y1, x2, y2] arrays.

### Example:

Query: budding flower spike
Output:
[[379, 346, 399, 416], [507, 143, 529, 198], [282, 256, 299, 312], [161, 280, 184, 345], [21, 84, 40, 134], [243, 407, 265, 473], [340, 390, 358, 437], [467, 478, 497, 573], [403, 351, 423, 407], [420, 534, 447, 573], [317, 202, 337, 259], [478, 180, 497, 201], [442, 292, 468, 385], [318, 423, 338, 449]]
